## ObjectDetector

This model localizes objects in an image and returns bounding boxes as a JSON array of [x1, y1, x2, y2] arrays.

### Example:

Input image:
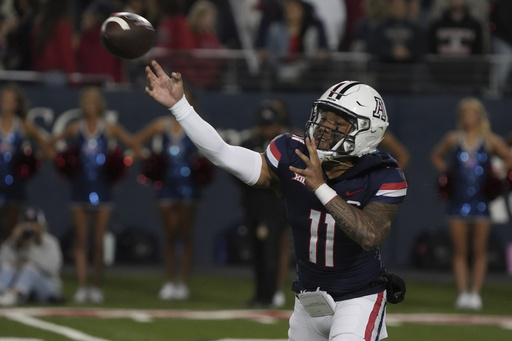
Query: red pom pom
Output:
[[55, 146, 81, 180], [482, 168, 507, 200], [141, 152, 167, 183], [15, 146, 42, 179], [436, 172, 452, 200], [191, 155, 215, 186], [104, 146, 129, 183]]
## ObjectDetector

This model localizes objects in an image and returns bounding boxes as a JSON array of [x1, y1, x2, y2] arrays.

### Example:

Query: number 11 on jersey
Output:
[[309, 210, 335, 267]]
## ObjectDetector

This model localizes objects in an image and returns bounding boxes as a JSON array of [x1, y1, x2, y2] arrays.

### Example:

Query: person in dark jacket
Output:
[[427, 0, 483, 56]]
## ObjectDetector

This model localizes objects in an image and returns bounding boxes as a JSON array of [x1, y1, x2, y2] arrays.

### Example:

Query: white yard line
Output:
[[6, 312, 110, 341], [128, 312, 153, 323], [1, 308, 512, 329], [387, 313, 512, 326], [216, 339, 287, 341]]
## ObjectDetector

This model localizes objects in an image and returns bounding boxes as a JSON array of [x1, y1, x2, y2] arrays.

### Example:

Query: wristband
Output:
[[168, 95, 193, 120], [315, 184, 338, 205]]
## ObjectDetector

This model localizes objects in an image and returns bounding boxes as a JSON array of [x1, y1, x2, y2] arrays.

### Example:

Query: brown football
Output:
[[100, 12, 155, 59]]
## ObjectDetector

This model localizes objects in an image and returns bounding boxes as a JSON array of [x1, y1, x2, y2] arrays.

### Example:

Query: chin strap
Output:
[[319, 150, 356, 169]]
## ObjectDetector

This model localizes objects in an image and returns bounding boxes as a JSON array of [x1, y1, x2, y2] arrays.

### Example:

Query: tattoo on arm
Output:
[[324, 198, 398, 251]]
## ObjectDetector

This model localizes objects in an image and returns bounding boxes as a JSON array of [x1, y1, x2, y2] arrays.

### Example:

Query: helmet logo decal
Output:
[[373, 96, 386, 121], [328, 81, 361, 100]]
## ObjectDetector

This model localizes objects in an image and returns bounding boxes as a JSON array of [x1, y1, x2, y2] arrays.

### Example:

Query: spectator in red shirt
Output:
[[75, 1, 124, 84], [188, 0, 220, 49], [149, 0, 197, 86], [340, 0, 365, 51], [187, 0, 221, 88], [153, 0, 195, 51], [30, 0, 75, 81]]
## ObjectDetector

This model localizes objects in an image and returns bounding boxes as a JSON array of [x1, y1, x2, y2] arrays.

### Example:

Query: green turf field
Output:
[[1, 267, 511, 341]]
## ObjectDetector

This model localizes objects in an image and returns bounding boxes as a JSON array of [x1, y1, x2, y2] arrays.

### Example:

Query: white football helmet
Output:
[[306, 81, 389, 162]]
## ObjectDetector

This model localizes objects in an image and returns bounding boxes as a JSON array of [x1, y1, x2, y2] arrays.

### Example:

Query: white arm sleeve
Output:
[[169, 95, 262, 185]]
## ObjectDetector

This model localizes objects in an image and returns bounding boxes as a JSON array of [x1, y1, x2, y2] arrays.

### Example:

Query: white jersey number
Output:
[[309, 210, 336, 267]]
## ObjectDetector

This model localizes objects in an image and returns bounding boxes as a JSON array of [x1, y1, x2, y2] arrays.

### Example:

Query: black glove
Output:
[[384, 273, 406, 304]]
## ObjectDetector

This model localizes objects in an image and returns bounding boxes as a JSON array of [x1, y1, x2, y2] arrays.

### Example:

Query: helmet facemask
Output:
[[306, 103, 369, 164]]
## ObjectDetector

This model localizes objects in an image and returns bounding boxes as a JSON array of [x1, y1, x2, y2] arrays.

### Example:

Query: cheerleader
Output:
[[50, 86, 137, 304], [0, 84, 50, 242], [431, 98, 512, 310], [135, 90, 212, 300]]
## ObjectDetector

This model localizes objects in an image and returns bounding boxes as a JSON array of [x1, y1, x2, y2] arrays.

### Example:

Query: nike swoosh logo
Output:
[[346, 189, 363, 197]]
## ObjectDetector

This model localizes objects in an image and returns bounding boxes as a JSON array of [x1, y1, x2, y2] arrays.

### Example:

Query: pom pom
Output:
[[15, 146, 42, 180], [55, 146, 81, 180], [436, 172, 452, 200], [482, 167, 508, 200], [141, 151, 167, 183], [104, 146, 129, 183], [191, 155, 215, 186]]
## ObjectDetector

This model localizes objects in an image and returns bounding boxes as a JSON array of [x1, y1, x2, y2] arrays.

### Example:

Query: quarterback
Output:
[[145, 60, 407, 341]]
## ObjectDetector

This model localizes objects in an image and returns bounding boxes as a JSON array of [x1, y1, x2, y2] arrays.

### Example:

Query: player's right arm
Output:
[[145, 60, 275, 188]]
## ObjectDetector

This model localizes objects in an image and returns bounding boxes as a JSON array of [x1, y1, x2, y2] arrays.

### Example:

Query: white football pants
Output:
[[288, 291, 388, 341]]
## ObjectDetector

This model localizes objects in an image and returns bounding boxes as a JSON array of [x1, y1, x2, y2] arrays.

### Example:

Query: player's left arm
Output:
[[290, 137, 399, 251], [325, 199, 397, 251]]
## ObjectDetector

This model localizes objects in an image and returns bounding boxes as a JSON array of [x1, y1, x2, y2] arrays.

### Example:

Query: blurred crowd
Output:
[[0, 0, 510, 93]]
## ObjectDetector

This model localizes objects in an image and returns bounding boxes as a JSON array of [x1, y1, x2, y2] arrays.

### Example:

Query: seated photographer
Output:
[[0, 206, 63, 306]]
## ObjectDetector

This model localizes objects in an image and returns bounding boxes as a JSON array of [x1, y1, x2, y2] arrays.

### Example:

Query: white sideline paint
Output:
[[6, 313, 110, 341], [501, 322, 512, 330], [128, 312, 153, 323], [2, 309, 512, 332], [0, 308, 292, 322], [216, 339, 287, 341]]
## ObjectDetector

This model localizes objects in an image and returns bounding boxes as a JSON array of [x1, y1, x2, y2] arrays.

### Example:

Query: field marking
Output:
[[128, 312, 153, 323], [0, 308, 291, 322], [216, 339, 287, 341], [387, 313, 512, 327], [1, 308, 512, 328], [6, 312, 110, 341]]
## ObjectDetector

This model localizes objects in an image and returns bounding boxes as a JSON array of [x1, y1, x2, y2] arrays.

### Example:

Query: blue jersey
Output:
[[265, 134, 407, 300], [156, 120, 199, 202], [0, 117, 26, 203], [447, 134, 491, 218], [70, 120, 112, 206]]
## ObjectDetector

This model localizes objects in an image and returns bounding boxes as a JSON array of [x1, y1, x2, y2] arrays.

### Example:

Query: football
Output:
[[100, 12, 156, 59]]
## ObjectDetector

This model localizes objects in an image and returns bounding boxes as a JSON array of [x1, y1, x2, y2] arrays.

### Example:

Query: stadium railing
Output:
[[1, 50, 509, 97]]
